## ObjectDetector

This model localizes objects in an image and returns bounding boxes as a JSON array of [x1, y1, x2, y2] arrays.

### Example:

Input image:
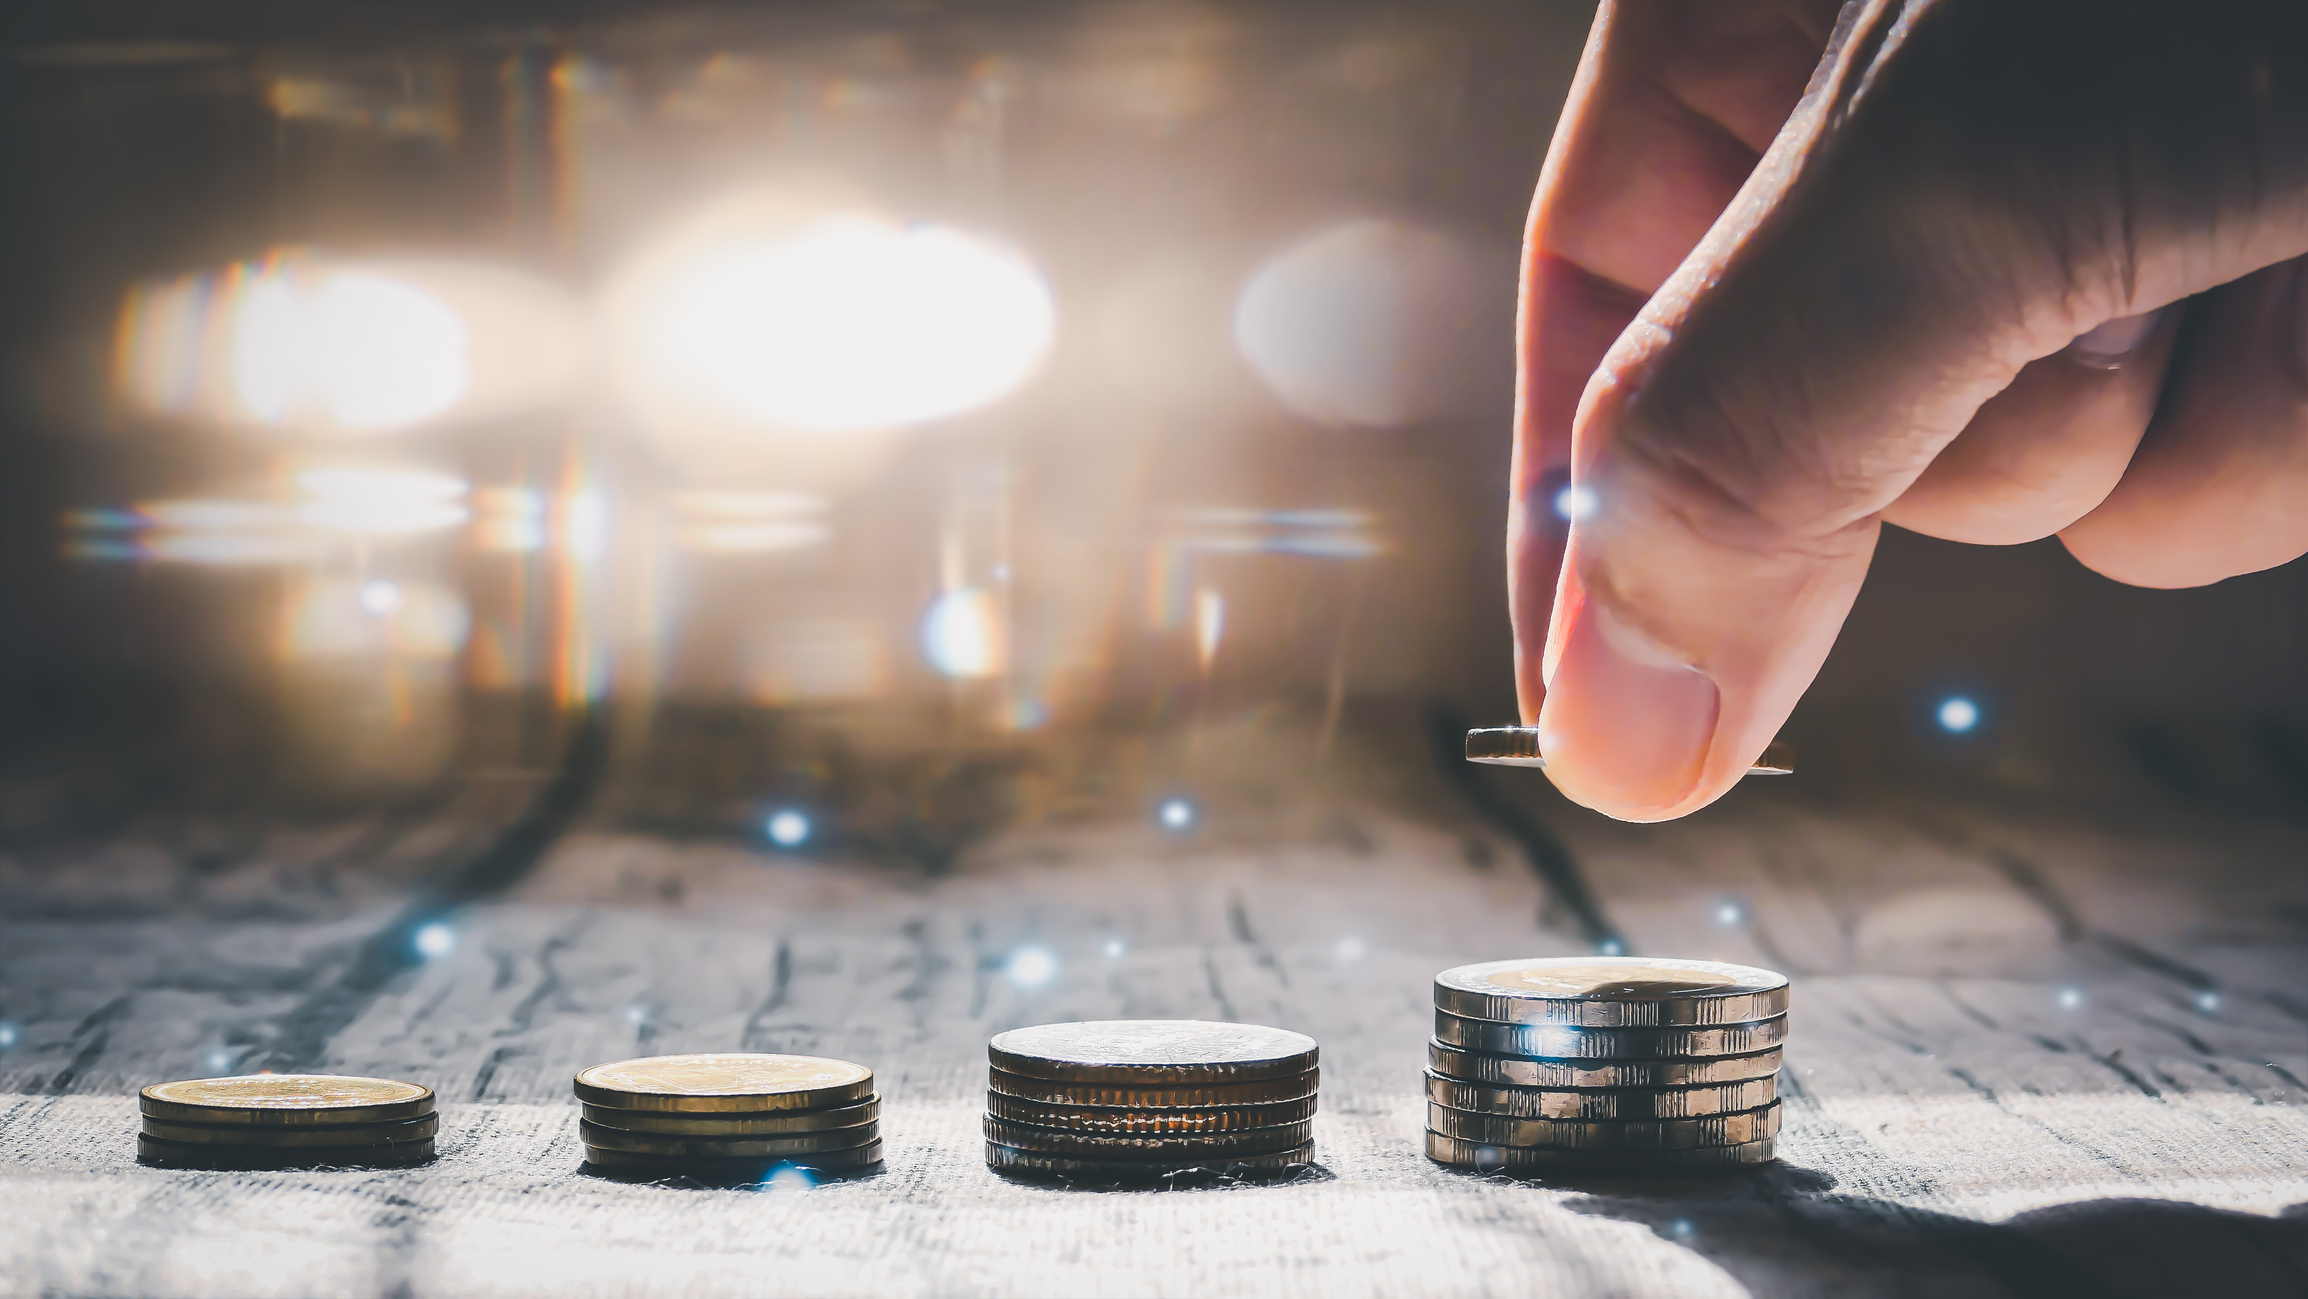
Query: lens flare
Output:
[[922, 588, 1003, 679], [627, 212, 1053, 433], [116, 253, 578, 436]]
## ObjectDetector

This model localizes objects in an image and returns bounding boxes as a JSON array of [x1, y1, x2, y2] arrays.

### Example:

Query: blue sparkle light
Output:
[[413, 922, 455, 960], [1006, 946, 1058, 987], [766, 809, 811, 848], [1937, 696, 1980, 733]]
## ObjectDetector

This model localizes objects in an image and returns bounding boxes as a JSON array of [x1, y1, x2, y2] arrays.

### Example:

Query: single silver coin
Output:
[[1428, 1040, 1783, 1089], [136, 1131, 437, 1169], [985, 1092, 1318, 1133], [582, 1138, 883, 1173], [579, 1118, 880, 1159], [985, 1140, 1315, 1180], [1427, 1100, 1781, 1150], [1434, 957, 1789, 1027], [986, 1066, 1319, 1108], [1425, 1130, 1776, 1173], [989, 1021, 1318, 1084], [1435, 1010, 1787, 1060], [983, 1114, 1313, 1158], [579, 1098, 879, 1136], [1424, 1071, 1777, 1120], [1467, 728, 1792, 775]]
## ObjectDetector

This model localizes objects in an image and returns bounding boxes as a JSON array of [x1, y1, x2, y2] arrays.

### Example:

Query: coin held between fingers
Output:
[[1465, 728, 1793, 775]]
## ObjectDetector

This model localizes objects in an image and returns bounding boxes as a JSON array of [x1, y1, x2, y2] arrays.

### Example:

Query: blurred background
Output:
[[5, 0, 2308, 886]]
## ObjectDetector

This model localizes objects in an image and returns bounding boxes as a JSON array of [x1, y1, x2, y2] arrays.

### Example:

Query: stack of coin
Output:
[[1424, 957, 1788, 1176], [137, 1074, 438, 1169], [576, 1052, 882, 1180], [984, 1020, 1319, 1181]]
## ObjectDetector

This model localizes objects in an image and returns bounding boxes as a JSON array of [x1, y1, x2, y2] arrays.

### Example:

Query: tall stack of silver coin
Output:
[[1424, 956, 1788, 1175], [984, 1020, 1319, 1181]]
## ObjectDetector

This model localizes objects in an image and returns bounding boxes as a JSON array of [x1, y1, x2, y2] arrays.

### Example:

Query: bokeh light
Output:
[[116, 253, 579, 435], [1156, 796, 1197, 833], [922, 588, 1003, 679], [296, 466, 469, 536], [1102, 938, 1125, 959], [1937, 696, 1981, 734], [413, 922, 455, 960], [766, 809, 812, 848], [1554, 484, 1597, 522], [2056, 986, 2085, 1011], [621, 210, 1053, 434], [1333, 936, 1367, 963], [0, 1022, 18, 1049], [1233, 218, 1509, 427], [1005, 946, 1058, 987]]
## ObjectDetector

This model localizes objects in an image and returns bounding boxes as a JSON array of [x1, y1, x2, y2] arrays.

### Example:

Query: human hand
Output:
[[1511, 0, 2308, 820]]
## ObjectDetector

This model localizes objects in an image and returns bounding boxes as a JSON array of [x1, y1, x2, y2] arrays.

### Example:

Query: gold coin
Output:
[[1466, 728, 1792, 775], [141, 1113, 438, 1147], [985, 1092, 1317, 1133], [581, 1138, 883, 1173], [574, 1054, 874, 1113], [1428, 1040, 1782, 1088], [986, 1067, 1319, 1108], [1424, 1072, 1778, 1120], [1427, 1100, 1782, 1150], [139, 1075, 434, 1126], [578, 1118, 879, 1159], [137, 1132, 436, 1169], [989, 1021, 1317, 1085], [578, 1098, 879, 1136], [983, 1114, 1311, 1157], [1434, 1011, 1788, 1060], [1434, 957, 1789, 1028], [985, 1140, 1314, 1179], [1424, 1130, 1775, 1173]]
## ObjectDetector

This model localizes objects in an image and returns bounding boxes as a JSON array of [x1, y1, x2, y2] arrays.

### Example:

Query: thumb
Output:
[[1532, 0, 2308, 820]]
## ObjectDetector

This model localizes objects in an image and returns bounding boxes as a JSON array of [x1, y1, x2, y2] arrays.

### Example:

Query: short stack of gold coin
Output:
[[137, 1074, 438, 1169], [984, 1020, 1319, 1181], [576, 1052, 882, 1180], [1424, 956, 1788, 1175]]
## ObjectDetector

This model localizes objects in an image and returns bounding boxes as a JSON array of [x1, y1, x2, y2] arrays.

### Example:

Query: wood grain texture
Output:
[[7, 784, 2308, 1296]]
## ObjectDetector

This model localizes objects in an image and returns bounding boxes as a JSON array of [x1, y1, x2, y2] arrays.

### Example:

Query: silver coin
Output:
[[1424, 1072, 1777, 1120], [1466, 728, 1792, 775], [986, 1140, 1315, 1180], [582, 1138, 884, 1174], [1425, 1130, 1776, 1173], [985, 1092, 1318, 1133], [1428, 1040, 1782, 1088], [989, 1021, 1318, 1084], [1434, 957, 1789, 1027], [983, 1114, 1312, 1158], [1435, 1010, 1787, 1059], [579, 1118, 879, 1159], [136, 1132, 437, 1169], [141, 1112, 438, 1147], [139, 1075, 434, 1127], [1427, 1100, 1781, 1150], [986, 1066, 1319, 1108], [578, 1098, 879, 1136]]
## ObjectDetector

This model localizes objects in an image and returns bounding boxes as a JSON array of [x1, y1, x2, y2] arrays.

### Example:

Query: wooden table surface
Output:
[[7, 726, 2308, 1298]]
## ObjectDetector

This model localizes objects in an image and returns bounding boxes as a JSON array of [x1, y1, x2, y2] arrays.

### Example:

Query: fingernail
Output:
[[1535, 599, 1719, 816], [2063, 309, 2167, 371]]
